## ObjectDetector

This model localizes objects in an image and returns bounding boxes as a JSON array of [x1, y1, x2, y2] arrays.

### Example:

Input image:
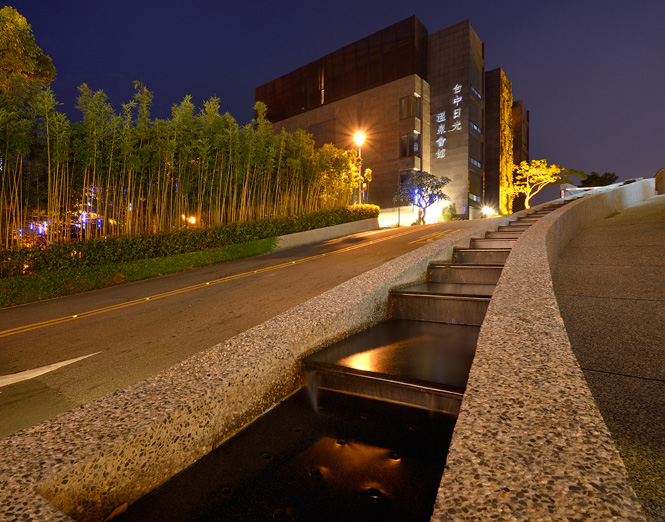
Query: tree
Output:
[[314, 143, 361, 207], [510, 159, 573, 209], [393, 171, 450, 224], [0, 7, 55, 99], [579, 171, 618, 187], [0, 9, 371, 248]]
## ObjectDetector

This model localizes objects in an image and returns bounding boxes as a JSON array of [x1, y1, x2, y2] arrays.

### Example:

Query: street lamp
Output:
[[354, 131, 365, 148], [354, 131, 365, 204]]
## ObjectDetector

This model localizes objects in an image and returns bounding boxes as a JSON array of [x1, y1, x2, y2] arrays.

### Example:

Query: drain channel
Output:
[[112, 389, 455, 522], [112, 204, 568, 522]]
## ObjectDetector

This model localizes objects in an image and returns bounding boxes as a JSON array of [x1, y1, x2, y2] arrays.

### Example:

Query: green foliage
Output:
[[0, 205, 378, 278], [315, 143, 362, 206], [393, 171, 450, 224], [0, 238, 277, 307], [1, 82, 365, 249], [0, 6, 55, 98], [0, 8, 367, 251], [440, 202, 458, 222], [578, 171, 619, 187]]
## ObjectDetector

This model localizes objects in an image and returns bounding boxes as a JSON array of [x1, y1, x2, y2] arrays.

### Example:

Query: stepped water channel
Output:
[[113, 205, 563, 522]]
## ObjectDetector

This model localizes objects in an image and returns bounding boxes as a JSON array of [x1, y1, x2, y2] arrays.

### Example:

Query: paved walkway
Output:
[[553, 194, 665, 521]]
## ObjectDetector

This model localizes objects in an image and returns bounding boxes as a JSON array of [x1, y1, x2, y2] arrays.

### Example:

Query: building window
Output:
[[470, 122, 483, 134], [470, 85, 482, 99], [400, 132, 420, 158], [399, 94, 422, 119], [470, 157, 483, 169], [469, 193, 482, 203]]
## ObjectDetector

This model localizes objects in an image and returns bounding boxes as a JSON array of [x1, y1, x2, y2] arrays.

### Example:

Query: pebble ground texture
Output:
[[553, 194, 665, 521]]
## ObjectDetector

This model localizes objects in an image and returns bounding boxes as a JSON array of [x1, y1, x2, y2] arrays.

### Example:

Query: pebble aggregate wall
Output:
[[0, 213, 512, 522], [431, 179, 654, 521]]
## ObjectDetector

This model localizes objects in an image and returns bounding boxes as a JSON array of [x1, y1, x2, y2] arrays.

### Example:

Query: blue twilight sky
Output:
[[10, 0, 665, 191]]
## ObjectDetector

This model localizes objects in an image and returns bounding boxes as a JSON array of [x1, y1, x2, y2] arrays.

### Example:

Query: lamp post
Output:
[[354, 131, 365, 204]]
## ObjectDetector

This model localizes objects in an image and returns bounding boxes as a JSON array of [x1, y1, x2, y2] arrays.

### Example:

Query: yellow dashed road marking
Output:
[[1, 227, 424, 338]]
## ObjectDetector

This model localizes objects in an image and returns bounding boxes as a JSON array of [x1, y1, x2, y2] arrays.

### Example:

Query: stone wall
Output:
[[431, 179, 654, 521]]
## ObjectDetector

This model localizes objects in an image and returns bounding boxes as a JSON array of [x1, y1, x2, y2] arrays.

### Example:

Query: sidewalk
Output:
[[552, 194, 665, 521]]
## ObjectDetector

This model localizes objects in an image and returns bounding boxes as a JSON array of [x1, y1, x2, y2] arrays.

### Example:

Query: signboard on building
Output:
[[435, 83, 463, 160]]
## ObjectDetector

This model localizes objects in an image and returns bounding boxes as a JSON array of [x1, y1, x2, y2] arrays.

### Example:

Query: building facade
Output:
[[512, 100, 530, 165], [256, 16, 527, 219]]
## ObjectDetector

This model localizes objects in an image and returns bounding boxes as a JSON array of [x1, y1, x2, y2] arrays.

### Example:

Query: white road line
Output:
[[0, 352, 101, 388]]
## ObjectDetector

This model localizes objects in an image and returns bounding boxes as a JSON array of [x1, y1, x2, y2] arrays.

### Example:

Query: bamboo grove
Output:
[[0, 83, 364, 251], [0, 7, 365, 251]]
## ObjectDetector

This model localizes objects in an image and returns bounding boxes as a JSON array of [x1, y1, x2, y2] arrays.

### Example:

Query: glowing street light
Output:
[[354, 131, 365, 147]]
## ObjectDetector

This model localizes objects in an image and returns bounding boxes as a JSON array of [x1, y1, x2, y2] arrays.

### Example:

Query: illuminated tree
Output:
[[314, 142, 363, 208], [0, 7, 55, 98], [0, 9, 369, 249], [497, 71, 514, 215], [393, 171, 450, 224], [0, 7, 56, 248], [510, 159, 571, 209]]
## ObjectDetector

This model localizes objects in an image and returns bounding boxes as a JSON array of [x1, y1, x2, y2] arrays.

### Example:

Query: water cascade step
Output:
[[391, 288, 490, 326], [451, 247, 511, 265], [304, 319, 479, 416], [497, 223, 530, 232], [302, 204, 567, 422], [469, 237, 518, 249], [428, 264, 503, 284], [485, 230, 522, 239]]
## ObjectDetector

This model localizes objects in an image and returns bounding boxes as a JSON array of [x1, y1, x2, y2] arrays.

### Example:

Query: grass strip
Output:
[[0, 237, 276, 308], [616, 438, 665, 520]]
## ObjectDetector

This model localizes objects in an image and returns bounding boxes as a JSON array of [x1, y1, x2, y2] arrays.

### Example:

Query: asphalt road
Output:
[[0, 220, 480, 438]]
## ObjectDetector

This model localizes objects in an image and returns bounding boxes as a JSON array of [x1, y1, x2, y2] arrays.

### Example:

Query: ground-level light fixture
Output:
[[481, 206, 497, 217]]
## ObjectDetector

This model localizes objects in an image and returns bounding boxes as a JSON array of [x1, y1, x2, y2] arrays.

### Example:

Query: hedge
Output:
[[0, 205, 379, 278]]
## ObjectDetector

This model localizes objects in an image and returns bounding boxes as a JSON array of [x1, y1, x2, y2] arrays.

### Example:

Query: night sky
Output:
[[11, 0, 665, 195]]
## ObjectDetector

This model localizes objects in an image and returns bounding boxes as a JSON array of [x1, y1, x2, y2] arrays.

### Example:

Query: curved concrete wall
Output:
[[431, 179, 654, 521]]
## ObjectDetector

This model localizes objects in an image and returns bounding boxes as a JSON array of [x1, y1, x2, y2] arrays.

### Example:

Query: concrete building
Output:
[[256, 16, 526, 220]]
